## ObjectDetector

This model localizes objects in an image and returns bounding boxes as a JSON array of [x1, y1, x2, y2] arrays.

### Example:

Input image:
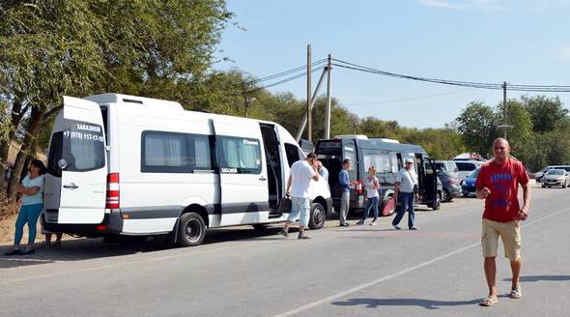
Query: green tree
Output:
[[522, 95, 568, 133], [498, 100, 533, 162], [0, 0, 233, 202], [455, 102, 499, 157]]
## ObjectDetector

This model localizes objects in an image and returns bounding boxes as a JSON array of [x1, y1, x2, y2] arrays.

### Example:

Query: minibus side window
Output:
[[141, 131, 212, 173], [216, 136, 262, 174]]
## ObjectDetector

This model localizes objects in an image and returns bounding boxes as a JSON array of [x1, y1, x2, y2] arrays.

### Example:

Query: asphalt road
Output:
[[1, 182, 569, 317]]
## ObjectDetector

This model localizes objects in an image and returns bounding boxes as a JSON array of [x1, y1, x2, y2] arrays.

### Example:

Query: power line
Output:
[[249, 66, 326, 92], [332, 58, 570, 93], [249, 58, 327, 84]]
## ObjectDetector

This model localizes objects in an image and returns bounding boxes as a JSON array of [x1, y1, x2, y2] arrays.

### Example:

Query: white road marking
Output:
[[273, 207, 570, 317]]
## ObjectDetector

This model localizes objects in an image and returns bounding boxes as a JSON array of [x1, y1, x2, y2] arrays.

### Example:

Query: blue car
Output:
[[461, 168, 480, 197]]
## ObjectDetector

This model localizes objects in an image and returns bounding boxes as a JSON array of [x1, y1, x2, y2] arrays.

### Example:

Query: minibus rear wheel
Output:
[[309, 202, 326, 229], [178, 212, 206, 247]]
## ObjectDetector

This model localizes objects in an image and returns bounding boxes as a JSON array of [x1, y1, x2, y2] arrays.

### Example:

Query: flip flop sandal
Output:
[[510, 289, 522, 299], [480, 296, 498, 306]]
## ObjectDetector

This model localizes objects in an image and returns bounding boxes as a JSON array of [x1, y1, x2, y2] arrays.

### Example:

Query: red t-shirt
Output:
[[475, 158, 529, 222]]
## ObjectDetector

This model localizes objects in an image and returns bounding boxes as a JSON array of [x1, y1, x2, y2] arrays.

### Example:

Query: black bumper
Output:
[[42, 212, 123, 237]]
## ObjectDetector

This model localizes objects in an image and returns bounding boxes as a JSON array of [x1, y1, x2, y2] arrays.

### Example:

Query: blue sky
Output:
[[216, 0, 570, 129]]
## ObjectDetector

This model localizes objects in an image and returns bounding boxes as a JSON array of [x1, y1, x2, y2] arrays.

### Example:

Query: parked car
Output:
[[461, 168, 480, 197], [541, 169, 569, 188], [434, 160, 462, 202], [535, 165, 570, 183], [455, 160, 483, 181]]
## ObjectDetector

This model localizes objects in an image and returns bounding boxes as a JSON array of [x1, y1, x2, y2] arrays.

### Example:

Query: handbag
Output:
[[279, 196, 292, 213]]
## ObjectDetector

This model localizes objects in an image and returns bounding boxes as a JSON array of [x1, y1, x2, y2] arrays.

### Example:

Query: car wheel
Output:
[[431, 192, 441, 210], [541, 184, 546, 188], [309, 202, 326, 229], [177, 212, 207, 247]]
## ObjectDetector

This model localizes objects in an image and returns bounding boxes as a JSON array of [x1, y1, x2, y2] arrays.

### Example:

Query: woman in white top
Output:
[[4, 159, 47, 255], [357, 166, 380, 225]]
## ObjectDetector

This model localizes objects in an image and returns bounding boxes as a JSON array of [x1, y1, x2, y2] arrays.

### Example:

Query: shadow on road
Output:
[[332, 297, 481, 310], [504, 275, 570, 282], [0, 226, 286, 269]]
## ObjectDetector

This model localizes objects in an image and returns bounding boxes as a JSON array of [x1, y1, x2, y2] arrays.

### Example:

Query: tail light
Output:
[[106, 173, 120, 209], [355, 180, 363, 195]]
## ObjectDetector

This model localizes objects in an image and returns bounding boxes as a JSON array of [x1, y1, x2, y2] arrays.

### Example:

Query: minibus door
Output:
[[422, 157, 438, 204], [44, 96, 107, 224], [213, 119, 269, 226]]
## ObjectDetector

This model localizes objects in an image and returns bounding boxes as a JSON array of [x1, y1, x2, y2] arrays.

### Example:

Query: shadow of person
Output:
[[504, 275, 570, 282], [332, 297, 481, 310]]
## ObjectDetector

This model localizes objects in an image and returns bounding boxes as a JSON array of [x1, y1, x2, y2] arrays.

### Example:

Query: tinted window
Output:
[[316, 140, 341, 155], [363, 151, 398, 174], [216, 136, 262, 174], [285, 143, 302, 167], [456, 162, 476, 171], [47, 132, 64, 176], [48, 121, 106, 176], [343, 141, 357, 180], [141, 131, 211, 173]]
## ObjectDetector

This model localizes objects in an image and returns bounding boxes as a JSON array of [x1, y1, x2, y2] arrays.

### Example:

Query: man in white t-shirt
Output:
[[392, 158, 419, 230], [280, 152, 320, 239]]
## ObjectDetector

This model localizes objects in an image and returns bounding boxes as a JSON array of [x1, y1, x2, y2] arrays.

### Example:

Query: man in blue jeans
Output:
[[392, 158, 419, 231]]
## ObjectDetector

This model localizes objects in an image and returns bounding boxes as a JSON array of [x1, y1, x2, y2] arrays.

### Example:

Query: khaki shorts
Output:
[[481, 219, 521, 261]]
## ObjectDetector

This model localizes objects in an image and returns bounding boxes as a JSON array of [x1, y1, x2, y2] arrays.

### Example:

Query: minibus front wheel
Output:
[[309, 202, 326, 229], [177, 212, 207, 247]]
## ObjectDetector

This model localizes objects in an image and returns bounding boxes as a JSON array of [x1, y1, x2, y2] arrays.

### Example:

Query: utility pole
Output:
[[498, 81, 512, 140], [324, 54, 332, 139], [295, 68, 327, 141], [503, 81, 507, 139], [306, 44, 312, 143]]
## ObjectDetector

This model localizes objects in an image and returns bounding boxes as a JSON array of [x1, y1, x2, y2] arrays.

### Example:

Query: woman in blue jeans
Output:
[[357, 166, 380, 225], [4, 159, 47, 255]]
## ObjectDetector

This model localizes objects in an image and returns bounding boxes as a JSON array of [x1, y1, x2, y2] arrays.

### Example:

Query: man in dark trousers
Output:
[[392, 158, 419, 230], [338, 159, 352, 227], [476, 138, 531, 307]]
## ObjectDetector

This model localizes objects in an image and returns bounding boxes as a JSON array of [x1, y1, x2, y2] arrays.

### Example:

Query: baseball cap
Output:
[[405, 158, 414, 164]]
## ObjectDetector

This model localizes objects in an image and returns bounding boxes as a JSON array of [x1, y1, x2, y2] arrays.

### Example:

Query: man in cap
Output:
[[392, 158, 419, 230]]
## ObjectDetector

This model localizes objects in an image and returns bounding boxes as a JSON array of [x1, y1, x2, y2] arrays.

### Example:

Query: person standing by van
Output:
[[338, 159, 353, 227], [357, 166, 380, 225], [280, 152, 320, 239], [392, 158, 419, 231], [4, 160, 47, 255], [316, 160, 329, 181]]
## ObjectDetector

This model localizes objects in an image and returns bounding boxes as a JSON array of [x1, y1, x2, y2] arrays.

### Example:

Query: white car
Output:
[[541, 169, 569, 188]]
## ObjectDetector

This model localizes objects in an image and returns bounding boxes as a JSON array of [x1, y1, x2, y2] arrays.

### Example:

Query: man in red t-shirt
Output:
[[475, 138, 531, 307]]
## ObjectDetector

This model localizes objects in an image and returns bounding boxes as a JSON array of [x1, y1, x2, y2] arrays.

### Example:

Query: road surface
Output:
[[1, 183, 569, 317]]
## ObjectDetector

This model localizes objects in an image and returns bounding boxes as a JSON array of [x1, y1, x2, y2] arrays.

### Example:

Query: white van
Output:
[[43, 94, 333, 246]]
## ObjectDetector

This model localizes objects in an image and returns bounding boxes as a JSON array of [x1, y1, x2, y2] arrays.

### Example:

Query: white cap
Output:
[[405, 158, 414, 164]]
